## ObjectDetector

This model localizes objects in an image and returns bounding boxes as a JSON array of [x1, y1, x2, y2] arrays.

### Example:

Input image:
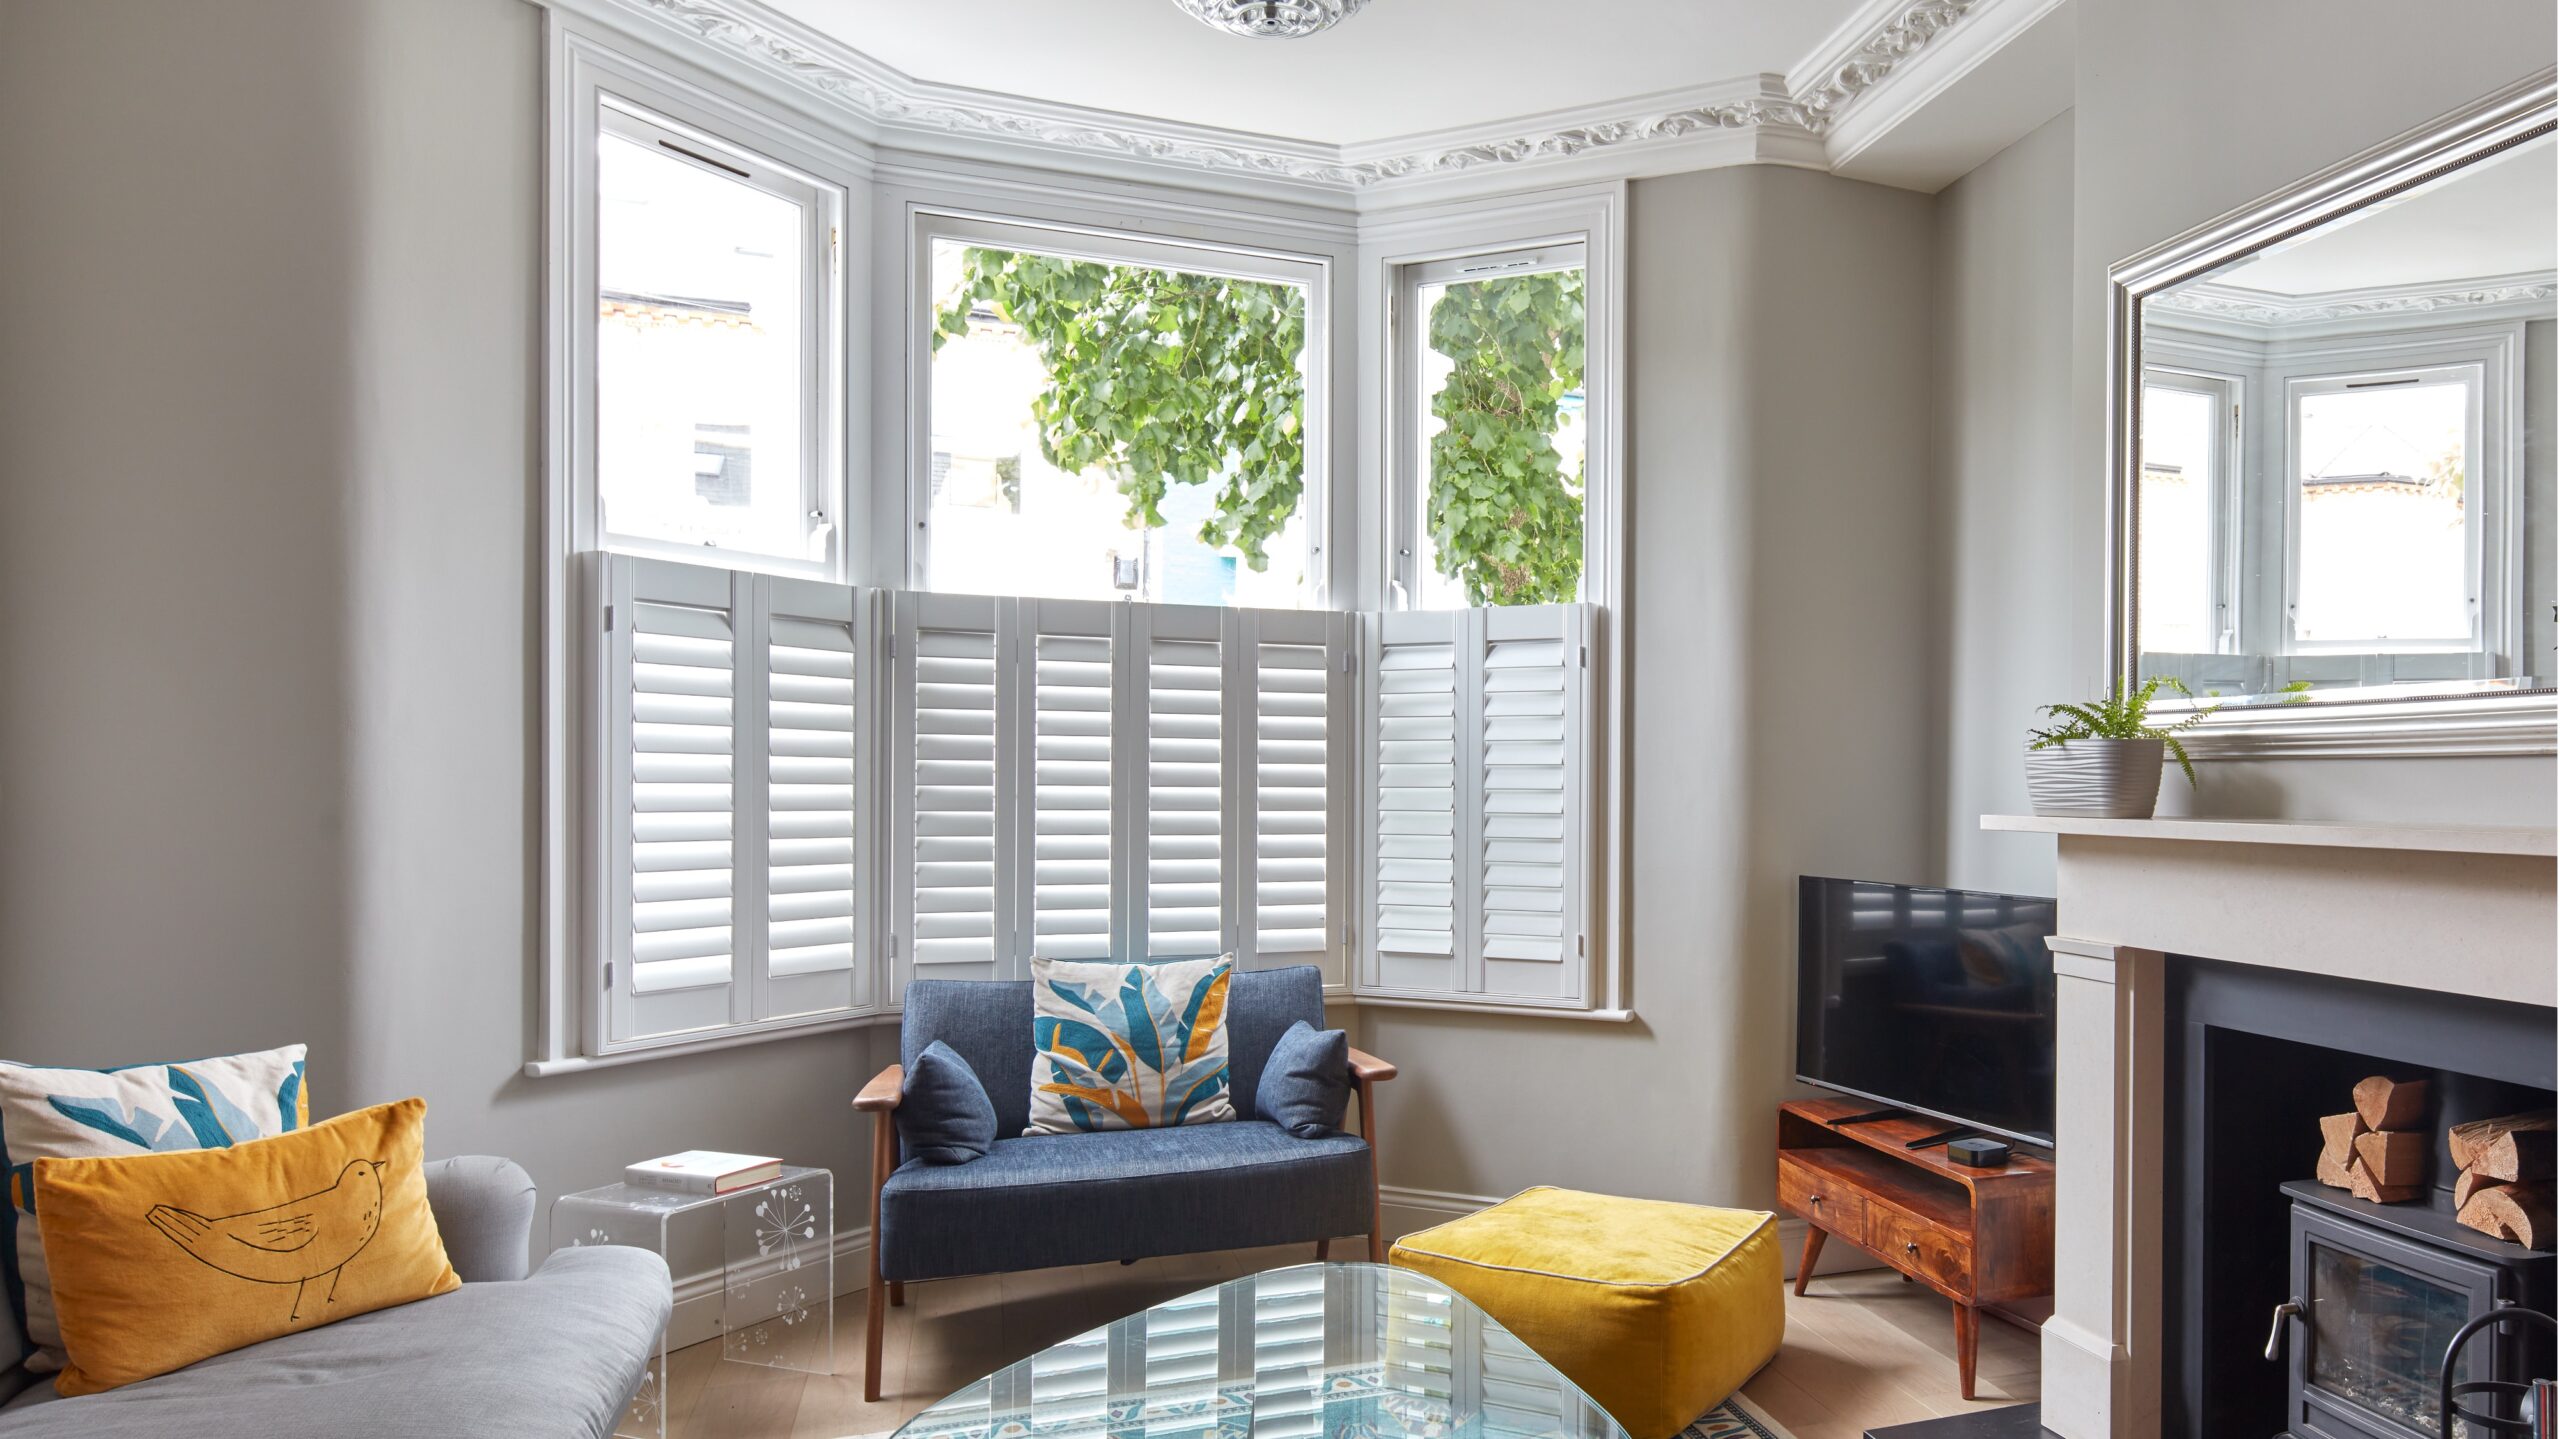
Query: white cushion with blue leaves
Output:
[[0, 1044, 307, 1376], [1027, 957, 1234, 1135]]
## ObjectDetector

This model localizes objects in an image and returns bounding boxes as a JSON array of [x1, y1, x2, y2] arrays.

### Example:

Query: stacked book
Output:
[[624, 1150, 784, 1195]]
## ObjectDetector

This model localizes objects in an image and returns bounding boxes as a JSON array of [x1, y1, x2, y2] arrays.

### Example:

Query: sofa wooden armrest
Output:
[[854, 1064, 905, 1113], [1346, 1047, 1397, 1085]]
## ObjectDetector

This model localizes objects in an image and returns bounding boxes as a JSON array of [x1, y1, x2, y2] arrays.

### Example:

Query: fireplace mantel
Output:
[[1979, 813, 2558, 1439]]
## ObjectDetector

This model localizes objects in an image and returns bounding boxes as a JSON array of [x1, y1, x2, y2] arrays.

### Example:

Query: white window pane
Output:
[[598, 121, 819, 567], [1414, 266, 1586, 610], [2294, 379, 2473, 646], [2138, 383, 2217, 655], [925, 239, 1311, 608]]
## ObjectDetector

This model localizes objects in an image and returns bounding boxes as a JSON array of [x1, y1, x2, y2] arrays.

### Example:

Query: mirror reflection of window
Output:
[[2289, 369, 2479, 650], [2139, 379, 2226, 656], [2130, 126, 2552, 704]]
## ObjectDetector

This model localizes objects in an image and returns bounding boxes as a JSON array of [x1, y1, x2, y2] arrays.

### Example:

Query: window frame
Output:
[[2136, 364, 2245, 656], [903, 209, 1335, 610], [2279, 359, 2491, 655], [1390, 240, 1592, 612]]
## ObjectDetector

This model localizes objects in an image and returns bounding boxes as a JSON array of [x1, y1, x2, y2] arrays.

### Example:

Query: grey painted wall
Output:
[[0, 0, 883, 1264], [1357, 165, 1941, 1209], [1930, 111, 2079, 896]]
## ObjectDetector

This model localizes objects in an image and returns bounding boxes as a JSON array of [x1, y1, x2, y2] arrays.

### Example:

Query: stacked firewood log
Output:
[[2316, 1076, 2431, 1204], [2448, 1111, 2554, 1249]]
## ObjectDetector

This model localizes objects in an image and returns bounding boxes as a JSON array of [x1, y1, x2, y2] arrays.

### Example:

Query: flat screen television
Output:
[[1795, 876, 2058, 1149]]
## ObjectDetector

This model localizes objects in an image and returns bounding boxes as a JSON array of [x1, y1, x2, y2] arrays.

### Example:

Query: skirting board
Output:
[[659, 1188, 1876, 1347]]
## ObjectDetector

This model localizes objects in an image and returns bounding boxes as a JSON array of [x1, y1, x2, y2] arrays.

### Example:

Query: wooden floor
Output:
[[661, 1248, 2039, 1439]]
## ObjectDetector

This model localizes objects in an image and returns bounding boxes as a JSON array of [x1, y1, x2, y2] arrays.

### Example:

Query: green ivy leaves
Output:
[[1425, 270, 1585, 606], [932, 248, 1307, 571], [932, 248, 1587, 605]]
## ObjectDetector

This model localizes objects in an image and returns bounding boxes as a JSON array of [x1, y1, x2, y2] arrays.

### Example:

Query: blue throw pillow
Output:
[[897, 1040, 997, 1165], [1256, 1020, 1350, 1139]]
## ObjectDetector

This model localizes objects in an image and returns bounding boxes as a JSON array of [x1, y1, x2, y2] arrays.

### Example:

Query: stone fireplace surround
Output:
[[1978, 816, 2559, 1439]]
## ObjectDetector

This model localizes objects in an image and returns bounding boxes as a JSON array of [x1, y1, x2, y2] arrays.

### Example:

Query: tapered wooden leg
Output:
[[1359, 1079, 1387, 1263], [1316, 1238, 1331, 1260], [889, 1280, 905, 1308], [1793, 1225, 1826, 1297], [867, 1111, 893, 1403], [1952, 1303, 1979, 1400]]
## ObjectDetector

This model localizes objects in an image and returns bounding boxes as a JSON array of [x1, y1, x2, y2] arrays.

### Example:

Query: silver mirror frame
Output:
[[2104, 69, 2559, 759]]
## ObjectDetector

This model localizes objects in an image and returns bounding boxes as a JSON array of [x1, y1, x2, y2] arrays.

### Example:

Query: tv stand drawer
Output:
[[1776, 1153, 1868, 1237], [1868, 1203, 1972, 1298]]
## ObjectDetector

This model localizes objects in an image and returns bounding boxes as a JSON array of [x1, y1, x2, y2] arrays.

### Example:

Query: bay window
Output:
[[540, 25, 1625, 1068]]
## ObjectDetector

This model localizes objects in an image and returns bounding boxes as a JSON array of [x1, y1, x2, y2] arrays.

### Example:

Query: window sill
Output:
[[524, 1011, 892, 1078], [1349, 994, 1636, 1023]]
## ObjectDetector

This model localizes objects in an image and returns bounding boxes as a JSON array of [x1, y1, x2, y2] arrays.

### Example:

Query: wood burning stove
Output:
[[2272, 1182, 2554, 1439]]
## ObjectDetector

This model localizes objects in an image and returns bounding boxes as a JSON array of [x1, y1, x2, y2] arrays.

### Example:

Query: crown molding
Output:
[[2151, 269, 2557, 333], [558, 0, 2035, 200]]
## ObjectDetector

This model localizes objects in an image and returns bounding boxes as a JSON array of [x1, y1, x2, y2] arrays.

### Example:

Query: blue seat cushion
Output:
[[877, 1121, 1372, 1282]]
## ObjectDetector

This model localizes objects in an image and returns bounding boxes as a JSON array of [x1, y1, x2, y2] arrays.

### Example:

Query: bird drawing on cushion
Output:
[[144, 1158, 387, 1322]]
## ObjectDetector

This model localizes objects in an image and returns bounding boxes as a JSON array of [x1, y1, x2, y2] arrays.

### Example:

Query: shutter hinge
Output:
[[888, 933, 900, 960], [604, 960, 615, 990], [1577, 934, 1586, 957], [1579, 644, 1587, 668], [888, 633, 899, 661], [603, 604, 616, 633], [1340, 649, 1354, 675]]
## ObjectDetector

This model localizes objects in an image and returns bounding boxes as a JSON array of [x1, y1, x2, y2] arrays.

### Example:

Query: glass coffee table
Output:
[[895, 1262, 1625, 1439]]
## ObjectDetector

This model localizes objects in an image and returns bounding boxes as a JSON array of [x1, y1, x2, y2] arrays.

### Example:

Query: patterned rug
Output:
[[1685, 1392, 1796, 1439]]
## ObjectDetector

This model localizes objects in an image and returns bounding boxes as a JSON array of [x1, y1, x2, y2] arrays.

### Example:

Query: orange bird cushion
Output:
[[32, 1097, 460, 1395]]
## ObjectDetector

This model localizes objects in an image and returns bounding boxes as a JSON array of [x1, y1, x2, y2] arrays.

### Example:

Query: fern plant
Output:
[[2028, 677, 2219, 787]]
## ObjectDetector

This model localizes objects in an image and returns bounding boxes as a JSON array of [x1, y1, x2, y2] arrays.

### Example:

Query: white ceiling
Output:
[[2219, 133, 2558, 296], [760, 0, 1872, 146]]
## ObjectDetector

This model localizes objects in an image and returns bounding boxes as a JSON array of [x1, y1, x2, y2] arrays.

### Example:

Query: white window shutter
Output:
[[1476, 603, 1595, 1005], [1357, 603, 1598, 1009], [892, 591, 1012, 986], [598, 555, 745, 1044], [757, 575, 872, 1019], [1021, 599, 1116, 964], [1362, 610, 1463, 996], [1133, 605, 1226, 960], [1234, 609, 1347, 978]]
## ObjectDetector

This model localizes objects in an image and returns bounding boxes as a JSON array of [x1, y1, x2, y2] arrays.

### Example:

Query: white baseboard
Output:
[[1377, 1183, 1501, 1238]]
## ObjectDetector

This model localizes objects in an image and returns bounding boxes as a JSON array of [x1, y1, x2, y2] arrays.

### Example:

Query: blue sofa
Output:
[[851, 964, 1394, 1400]]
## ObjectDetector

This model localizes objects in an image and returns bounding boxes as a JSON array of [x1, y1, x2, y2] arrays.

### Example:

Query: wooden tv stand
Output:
[[1776, 1098, 2054, 1399]]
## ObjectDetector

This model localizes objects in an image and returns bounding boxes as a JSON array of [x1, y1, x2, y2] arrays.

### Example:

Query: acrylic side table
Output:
[[552, 1165, 834, 1439]]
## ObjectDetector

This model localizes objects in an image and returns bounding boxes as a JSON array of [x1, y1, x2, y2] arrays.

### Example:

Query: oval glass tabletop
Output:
[[894, 1262, 1625, 1439]]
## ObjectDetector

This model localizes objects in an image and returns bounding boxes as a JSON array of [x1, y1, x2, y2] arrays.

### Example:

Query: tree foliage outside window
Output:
[[932, 247, 1307, 570], [931, 245, 1587, 603], [1425, 270, 1585, 605]]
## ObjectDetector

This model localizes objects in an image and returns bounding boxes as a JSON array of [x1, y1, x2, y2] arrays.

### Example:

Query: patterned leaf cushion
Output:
[[35, 1097, 459, 1395], [0, 1044, 307, 1376], [1027, 956, 1235, 1134]]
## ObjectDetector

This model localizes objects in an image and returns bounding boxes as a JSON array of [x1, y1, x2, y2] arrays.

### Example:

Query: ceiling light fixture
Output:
[[1171, 0, 1371, 39]]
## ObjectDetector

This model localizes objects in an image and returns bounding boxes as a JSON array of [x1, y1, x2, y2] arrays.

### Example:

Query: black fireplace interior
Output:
[[2162, 957, 2559, 1438]]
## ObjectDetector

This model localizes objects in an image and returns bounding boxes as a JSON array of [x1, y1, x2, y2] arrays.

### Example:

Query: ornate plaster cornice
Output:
[[602, 0, 1998, 193], [2152, 272, 2559, 328]]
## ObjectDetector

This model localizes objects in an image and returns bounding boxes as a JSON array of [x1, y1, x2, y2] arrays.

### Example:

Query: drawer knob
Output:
[[1905, 1241, 1920, 1256], [1809, 1194, 1823, 1206]]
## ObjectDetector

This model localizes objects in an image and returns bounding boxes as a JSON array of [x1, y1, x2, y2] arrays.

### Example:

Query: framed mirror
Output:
[[2107, 71, 2557, 756]]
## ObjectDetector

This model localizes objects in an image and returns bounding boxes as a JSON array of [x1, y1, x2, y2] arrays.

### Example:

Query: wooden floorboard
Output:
[[650, 1249, 2040, 1438]]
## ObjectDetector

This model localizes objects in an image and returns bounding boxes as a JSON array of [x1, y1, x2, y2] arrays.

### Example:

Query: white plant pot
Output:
[[2024, 738, 2166, 819]]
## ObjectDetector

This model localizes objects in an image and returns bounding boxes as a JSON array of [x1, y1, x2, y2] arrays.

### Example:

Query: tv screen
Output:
[[1795, 876, 2058, 1148]]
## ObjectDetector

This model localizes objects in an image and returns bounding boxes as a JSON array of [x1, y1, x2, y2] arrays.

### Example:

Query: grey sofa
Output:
[[0, 1156, 668, 1438], [852, 964, 1395, 1401]]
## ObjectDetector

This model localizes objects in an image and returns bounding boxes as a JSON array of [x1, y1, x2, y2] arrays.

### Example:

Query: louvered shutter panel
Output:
[[1357, 604, 1598, 1009], [1363, 610, 1462, 994], [1140, 1283, 1224, 1400], [1475, 604, 1594, 1003], [1248, 1267, 1326, 1439], [598, 556, 743, 1043], [1136, 606, 1226, 959], [895, 592, 1011, 984], [1477, 1321, 1577, 1439], [758, 576, 871, 1018], [1022, 600, 1115, 963], [1237, 610, 1345, 973]]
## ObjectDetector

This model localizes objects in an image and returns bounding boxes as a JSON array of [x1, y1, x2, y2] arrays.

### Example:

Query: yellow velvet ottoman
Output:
[[1390, 1186, 1783, 1439]]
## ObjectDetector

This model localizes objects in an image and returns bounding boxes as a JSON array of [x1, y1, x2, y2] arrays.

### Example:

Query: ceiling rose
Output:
[[1171, 0, 1371, 39]]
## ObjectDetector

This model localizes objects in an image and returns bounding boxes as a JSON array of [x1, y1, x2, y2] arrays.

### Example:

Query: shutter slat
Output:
[[625, 594, 737, 1005], [1034, 624, 1114, 961], [1252, 639, 1329, 957], [911, 621, 1002, 968], [1146, 632, 1224, 957]]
